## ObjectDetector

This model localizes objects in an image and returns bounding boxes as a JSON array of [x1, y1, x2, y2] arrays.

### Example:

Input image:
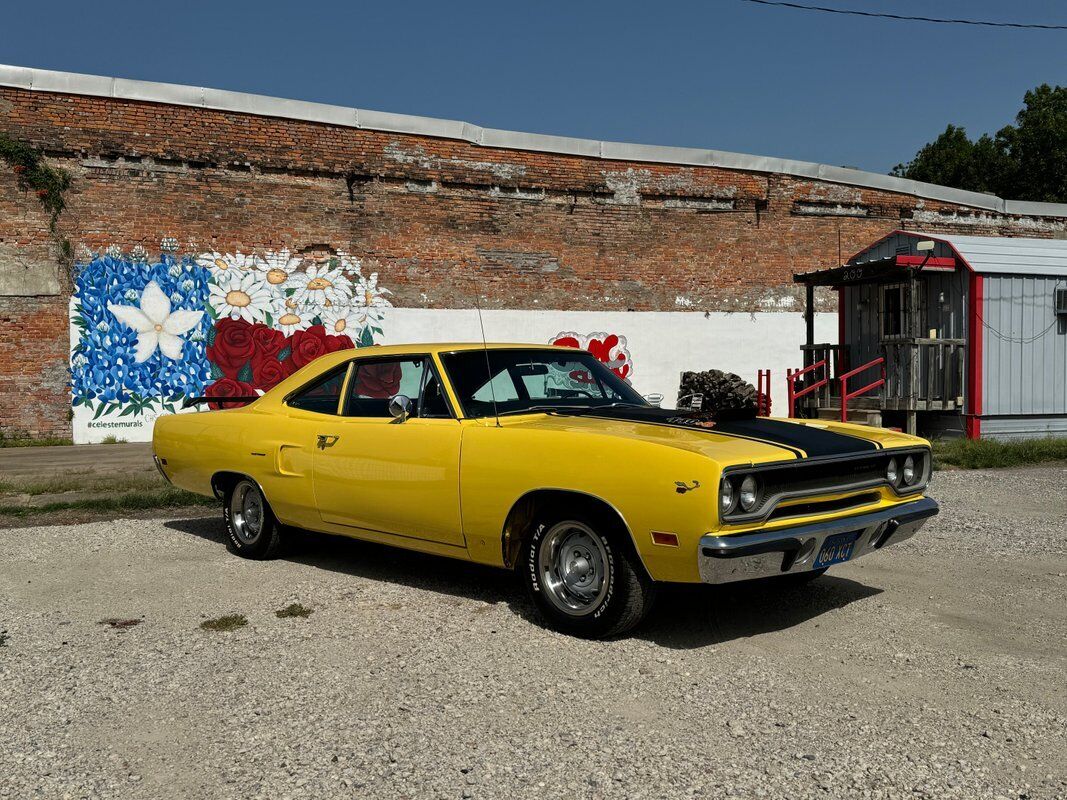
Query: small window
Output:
[[881, 285, 905, 338], [345, 358, 426, 418], [420, 370, 452, 419], [287, 366, 347, 415]]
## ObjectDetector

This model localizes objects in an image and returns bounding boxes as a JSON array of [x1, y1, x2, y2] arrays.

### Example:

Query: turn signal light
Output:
[[651, 531, 679, 547]]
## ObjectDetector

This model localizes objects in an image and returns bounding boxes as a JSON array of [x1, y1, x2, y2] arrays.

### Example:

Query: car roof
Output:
[[348, 342, 571, 356]]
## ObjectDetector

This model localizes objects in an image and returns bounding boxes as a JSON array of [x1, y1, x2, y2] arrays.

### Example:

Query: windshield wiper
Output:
[[496, 405, 592, 417]]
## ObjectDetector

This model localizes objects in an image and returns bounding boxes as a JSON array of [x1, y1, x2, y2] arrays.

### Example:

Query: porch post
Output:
[[804, 283, 815, 370]]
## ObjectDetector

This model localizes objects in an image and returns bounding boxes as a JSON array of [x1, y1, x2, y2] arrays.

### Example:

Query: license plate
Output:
[[813, 531, 860, 569]]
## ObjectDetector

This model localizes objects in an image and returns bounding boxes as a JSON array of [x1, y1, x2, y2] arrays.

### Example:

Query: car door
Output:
[[311, 354, 465, 547]]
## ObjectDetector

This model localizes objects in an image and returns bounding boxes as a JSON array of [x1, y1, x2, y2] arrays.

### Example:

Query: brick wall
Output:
[[1, 86, 1065, 438]]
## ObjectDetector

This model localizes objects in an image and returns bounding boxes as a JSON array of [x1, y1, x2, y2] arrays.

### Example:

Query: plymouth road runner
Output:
[[153, 343, 938, 638]]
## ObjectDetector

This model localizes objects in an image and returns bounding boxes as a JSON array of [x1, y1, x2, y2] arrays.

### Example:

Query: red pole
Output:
[[787, 369, 795, 418]]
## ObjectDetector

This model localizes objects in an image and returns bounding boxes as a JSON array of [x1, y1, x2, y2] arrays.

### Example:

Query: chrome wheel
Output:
[[230, 482, 264, 544], [537, 521, 610, 617]]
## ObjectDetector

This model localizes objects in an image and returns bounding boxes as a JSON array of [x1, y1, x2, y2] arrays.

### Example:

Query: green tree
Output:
[[891, 84, 1065, 203]]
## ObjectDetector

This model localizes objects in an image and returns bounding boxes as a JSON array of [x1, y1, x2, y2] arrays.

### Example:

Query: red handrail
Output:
[[839, 357, 885, 422], [786, 359, 827, 417]]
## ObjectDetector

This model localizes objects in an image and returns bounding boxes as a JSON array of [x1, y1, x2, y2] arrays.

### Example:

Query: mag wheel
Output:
[[223, 479, 284, 559], [522, 509, 655, 639]]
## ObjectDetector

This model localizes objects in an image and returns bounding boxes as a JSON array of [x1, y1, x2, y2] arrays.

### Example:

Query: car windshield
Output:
[[441, 348, 648, 419]]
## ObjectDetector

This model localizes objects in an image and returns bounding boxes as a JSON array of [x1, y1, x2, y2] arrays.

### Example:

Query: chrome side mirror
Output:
[[388, 394, 413, 422]]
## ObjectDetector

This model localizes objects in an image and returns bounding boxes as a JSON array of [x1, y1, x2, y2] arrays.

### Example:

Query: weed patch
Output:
[[276, 603, 313, 619], [933, 437, 1067, 470], [0, 487, 215, 517], [200, 614, 248, 632]]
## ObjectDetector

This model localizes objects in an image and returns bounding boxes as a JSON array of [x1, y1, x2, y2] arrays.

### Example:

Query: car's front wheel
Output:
[[521, 509, 655, 638], [223, 478, 285, 559]]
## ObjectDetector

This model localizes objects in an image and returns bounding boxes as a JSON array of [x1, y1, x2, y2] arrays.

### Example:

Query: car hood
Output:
[[498, 406, 920, 466]]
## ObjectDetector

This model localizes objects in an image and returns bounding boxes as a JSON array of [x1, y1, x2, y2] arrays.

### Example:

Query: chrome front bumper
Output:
[[697, 497, 938, 584]]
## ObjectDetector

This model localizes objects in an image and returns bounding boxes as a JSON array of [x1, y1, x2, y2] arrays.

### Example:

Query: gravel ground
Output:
[[2, 467, 1065, 800]]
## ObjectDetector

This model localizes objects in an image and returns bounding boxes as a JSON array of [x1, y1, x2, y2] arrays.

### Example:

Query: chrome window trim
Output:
[[718, 447, 931, 525]]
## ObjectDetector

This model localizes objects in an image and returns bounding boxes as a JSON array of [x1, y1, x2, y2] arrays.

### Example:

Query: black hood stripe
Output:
[[568, 408, 879, 458]]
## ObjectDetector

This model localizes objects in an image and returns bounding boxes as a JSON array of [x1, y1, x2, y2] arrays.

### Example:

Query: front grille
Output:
[[721, 448, 929, 524], [767, 491, 880, 522]]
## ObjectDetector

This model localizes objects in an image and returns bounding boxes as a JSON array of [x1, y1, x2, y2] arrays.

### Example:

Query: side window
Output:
[[882, 284, 905, 338], [287, 366, 347, 415], [472, 370, 520, 403], [420, 369, 452, 419], [346, 358, 426, 418]]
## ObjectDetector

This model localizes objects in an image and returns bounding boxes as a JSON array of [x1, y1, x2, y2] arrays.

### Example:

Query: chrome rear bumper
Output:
[[697, 497, 938, 584]]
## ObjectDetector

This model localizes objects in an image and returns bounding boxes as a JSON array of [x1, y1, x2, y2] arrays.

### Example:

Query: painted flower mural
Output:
[[70, 246, 392, 442], [71, 253, 213, 422], [550, 332, 633, 382]]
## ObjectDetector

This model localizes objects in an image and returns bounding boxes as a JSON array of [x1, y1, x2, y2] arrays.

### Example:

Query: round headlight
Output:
[[886, 458, 900, 486], [740, 475, 760, 512], [903, 455, 916, 485], [720, 478, 735, 515]]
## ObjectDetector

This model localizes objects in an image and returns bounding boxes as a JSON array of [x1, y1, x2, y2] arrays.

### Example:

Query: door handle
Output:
[[316, 435, 340, 450]]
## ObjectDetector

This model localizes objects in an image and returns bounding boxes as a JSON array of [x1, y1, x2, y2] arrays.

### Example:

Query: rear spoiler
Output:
[[181, 396, 260, 409]]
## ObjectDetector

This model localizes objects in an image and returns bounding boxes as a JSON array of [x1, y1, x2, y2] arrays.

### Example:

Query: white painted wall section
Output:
[[380, 309, 837, 414]]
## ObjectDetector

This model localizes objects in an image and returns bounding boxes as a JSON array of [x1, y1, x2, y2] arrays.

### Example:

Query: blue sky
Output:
[[1, 1, 1064, 174]]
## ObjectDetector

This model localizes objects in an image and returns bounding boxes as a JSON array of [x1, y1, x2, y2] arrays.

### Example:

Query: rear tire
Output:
[[521, 507, 655, 639], [222, 479, 285, 559]]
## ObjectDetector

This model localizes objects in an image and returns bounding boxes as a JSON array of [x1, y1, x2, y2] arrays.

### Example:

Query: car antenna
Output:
[[473, 291, 501, 428]]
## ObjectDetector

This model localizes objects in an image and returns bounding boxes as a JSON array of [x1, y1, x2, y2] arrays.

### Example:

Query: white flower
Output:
[[124, 289, 140, 302], [181, 279, 195, 292], [107, 281, 204, 363], [105, 244, 123, 259], [351, 271, 392, 324], [275, 308, 311, 335], [161, 236, 179, 253], [284, 263, 352, 310], [197, 251, 262, 282], [168, 262, 183, 278], [258, 249, 302, 288], [209, 270, 274, 323], [320, 305, 364, 337], [96, 321, 110, 333]]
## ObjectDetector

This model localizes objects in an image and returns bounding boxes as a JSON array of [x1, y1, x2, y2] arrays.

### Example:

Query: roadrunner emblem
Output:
[[675, 480, 701, 494]]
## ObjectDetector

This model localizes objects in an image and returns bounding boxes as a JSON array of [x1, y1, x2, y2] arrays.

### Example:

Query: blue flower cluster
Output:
[[71, 253, 213, 408]]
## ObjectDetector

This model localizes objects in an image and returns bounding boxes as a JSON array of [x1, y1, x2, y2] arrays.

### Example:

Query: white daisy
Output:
[[284, 263, 352, 311], [209, 270, 274, 323], [197, 251, 261, 282], [257, 249, 303, 289], [275, 305, 312, 335], [108, 281, 204, 363], [351, 271, 392, 324], [320, 306, 364, 337]]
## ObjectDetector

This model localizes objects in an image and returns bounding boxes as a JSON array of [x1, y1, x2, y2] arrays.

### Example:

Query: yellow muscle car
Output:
[[153, 343, 938, 638]]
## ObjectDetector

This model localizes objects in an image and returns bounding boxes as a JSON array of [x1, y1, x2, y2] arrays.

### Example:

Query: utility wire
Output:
[[740, 0, 1067, 30]]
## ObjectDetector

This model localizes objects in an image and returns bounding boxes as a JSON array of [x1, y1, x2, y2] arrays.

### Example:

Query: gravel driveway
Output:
[[2, 467, 1065, 799]]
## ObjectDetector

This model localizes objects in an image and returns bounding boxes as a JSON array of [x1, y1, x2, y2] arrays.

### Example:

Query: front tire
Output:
[[223, 479, 285, 559], [521, 509, 655, 639]]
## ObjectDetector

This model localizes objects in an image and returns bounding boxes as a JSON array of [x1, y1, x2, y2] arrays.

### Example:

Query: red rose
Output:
[[286, 325, 328, 370], [252, 356, 291, 392], [324, 333, 355, 353], [205, 377, 257, 410], [354, 361, 402, 399], [207, 318, 256, 378], [250, 323, 286, 358]]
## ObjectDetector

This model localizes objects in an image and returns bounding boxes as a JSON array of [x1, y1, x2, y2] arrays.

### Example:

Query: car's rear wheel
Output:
[[223, 479, 285, 559], [521, 508, 655, 639]]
